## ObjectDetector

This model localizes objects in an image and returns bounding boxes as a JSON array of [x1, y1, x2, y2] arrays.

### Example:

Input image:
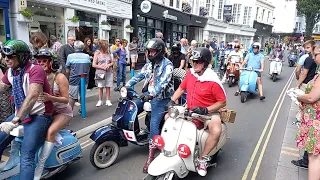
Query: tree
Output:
[[296, 0, 320, 39]]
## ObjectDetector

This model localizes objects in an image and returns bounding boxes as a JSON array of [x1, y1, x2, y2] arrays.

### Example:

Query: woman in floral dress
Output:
[[296, 44, 320, 180]]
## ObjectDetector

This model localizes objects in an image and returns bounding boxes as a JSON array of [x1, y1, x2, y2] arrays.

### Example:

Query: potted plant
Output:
[[100, 20, 111, 30], [182, 2, 192, 13], [69, 16, 80, 23], [125, 25, 134, 33], [18, 8, 34, 22], [199, 7, 208, 17], [66, 16, 80, 27]]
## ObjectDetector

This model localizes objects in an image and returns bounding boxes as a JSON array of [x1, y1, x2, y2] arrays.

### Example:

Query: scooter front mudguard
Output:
[[148, 154, 188, 179], [90, 125, 128, 147]]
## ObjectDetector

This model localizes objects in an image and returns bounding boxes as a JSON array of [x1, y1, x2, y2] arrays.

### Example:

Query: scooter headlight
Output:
[[120, 87, 127, 98], [168, 107, 179, 119]]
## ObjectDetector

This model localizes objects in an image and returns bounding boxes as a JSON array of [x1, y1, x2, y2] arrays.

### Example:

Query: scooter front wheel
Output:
[[90, 141, 120, 169]]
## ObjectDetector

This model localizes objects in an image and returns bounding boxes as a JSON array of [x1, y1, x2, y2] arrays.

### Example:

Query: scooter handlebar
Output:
[[240, 67, 260, 72], [190, 113, 212, 121]]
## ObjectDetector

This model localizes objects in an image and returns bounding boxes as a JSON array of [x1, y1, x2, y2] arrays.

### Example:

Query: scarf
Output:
[[11, 67, 31, 123]]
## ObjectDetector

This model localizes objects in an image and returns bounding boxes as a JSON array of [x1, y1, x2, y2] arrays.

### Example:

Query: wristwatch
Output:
[[12, 116, 21, 124]]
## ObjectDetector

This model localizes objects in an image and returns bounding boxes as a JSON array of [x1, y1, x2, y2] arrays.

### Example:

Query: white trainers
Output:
[[75, 102, 81, 106], [96, 100, 103, 107], [196, 156, 211, 177], [106, 100, 112, 106]]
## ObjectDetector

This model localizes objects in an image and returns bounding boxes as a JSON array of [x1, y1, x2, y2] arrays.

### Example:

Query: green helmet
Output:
[[2, 40, 31, 67]]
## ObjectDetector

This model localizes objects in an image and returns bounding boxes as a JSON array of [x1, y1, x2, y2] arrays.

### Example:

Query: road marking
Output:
[[251, 72, 295, 179], [280, 150, 300, 157], [82, 142, 94, 149], [242, 71, 295, 180], [282, 146, 299, 152]]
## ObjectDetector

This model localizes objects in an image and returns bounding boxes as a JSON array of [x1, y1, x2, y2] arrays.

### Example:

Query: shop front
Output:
[[203, 18, 256, 49], [134, 0, 191, 53], [0, 0, 10, 42], [188, 15, 207, 43], [253, 20, 273, 45]]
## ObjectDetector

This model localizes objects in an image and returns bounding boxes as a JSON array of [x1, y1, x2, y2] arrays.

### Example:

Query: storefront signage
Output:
[[163, 10, 177, 21], [190, 15, 208, 28], [223, 5, 232, 22], [70, 0, 107, 11], [140, 0, 152, 13]]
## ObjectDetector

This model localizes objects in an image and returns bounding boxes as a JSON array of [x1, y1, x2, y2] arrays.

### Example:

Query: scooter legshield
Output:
[[240, 70, 258, 93], [90, 125, 128, 147], [148, 154, 188, 179]]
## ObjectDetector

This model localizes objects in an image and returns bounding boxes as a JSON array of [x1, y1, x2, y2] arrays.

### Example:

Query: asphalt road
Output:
[[52, 59, 296, 180]]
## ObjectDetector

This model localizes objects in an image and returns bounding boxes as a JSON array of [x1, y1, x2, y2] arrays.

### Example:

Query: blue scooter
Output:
[[239, 67, 260, 103], [89, 87, 156, 169], [0, 125, 82, 179], [287, 52, 298, 67]]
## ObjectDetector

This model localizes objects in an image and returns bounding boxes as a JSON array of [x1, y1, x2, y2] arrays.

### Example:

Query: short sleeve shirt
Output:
[[228, 50, 243, 63], [245, 53, 264, 69], [66, 52, 91, 86]]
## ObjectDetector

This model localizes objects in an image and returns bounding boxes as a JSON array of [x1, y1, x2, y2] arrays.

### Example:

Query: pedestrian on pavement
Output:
[[111, 38, 120, 82], [185, 40, 198, 69], [49, 35, 62, 52], [113, 40, 128, 91], [292, 40, 317, 170], [84, 37, 96, 90], [128, 37, 139, 69], [180, 38, 189, 54], [296, 40, 315, 80], [59, 36, 76, 75], [29, 32, 48, 63], [34, 48, 73, 180], [93, 40, 114, 107], [92, 36, 100, 52], [295, 43, 320, 180], [65, 40, 91, 111]]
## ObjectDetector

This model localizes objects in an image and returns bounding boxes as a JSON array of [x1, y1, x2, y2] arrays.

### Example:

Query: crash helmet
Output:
[[171, 43, 181, 55], [189, 47, 212, 68], [35, 48, 60, 72], [145, 38, 166, 63], [252, 42, 261, 50], [2, 40, 31, 67]]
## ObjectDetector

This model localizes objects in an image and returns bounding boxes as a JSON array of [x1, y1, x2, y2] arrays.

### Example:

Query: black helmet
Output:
[[190, 47, 212, 68], [35, 48, 60, 71], [145, 38, 165, 62], [171, 43, 181, 54]]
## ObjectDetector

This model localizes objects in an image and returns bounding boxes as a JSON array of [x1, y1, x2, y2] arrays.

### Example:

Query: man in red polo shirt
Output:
[[169, 47, 226, 176]]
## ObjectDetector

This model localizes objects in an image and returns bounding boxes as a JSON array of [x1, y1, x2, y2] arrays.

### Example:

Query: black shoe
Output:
[[291, 159, 308, 169], [234, 91, 240, 96], [260, 96, 265, 100]]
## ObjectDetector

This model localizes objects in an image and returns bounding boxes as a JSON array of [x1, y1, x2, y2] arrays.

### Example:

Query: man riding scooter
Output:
[[168, 47, 226, 176], [0, 40, 53, 179], [125, 38, 174, 173], [270, 45, 285, 61], [225, 44, 244, 86], [235, 42, 265, 100]]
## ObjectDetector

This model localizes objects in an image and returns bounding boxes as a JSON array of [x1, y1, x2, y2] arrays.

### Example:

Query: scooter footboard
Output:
[[148, 154, 188, 179], [89, 125, 128, 147]]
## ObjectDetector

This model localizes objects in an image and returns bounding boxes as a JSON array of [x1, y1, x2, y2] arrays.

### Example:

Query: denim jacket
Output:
[[126, 57, 174, 99]]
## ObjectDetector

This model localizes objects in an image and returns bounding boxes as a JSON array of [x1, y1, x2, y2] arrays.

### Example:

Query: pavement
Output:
[[0, 56, 310, 180]]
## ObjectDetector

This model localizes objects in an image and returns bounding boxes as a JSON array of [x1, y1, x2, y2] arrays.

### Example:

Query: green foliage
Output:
[[101, 20, 110, 25], [69, 16, 80, 23], [125, 25, 134, 30], [19, 9, 34, 19], [296, 0, 320, 39]]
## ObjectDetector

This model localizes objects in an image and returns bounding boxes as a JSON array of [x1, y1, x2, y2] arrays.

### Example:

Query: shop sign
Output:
[[223, 5, 232, 22], [70, 0, 107, 10], [163, 10, 177, 21], [140, 0, 151, 13]]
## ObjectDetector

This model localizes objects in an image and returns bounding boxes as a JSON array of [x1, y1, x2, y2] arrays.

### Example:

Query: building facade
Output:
[[0, 0, 11, 42], [9, 0, 132, 44]]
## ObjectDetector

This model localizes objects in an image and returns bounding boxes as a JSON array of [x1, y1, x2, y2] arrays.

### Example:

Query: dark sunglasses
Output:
[[37, 59, 49, 64], [1, 53, 15, 59], [192, 60, 205, 64]]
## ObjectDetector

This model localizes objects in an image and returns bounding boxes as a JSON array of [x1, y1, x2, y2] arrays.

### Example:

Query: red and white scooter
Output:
[[144, 106, 228, 180]]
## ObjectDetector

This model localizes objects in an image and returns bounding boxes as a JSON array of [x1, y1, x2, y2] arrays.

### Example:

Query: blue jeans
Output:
[[20, 115, 52, 180], [117, 63, 126, 87], [134, 97, 170, 140], [0, 114, 15, 161]]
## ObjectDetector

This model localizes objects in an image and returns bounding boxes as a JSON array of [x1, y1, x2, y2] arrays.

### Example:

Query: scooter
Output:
[[144, 106, 227, 180], [0, 126, 82, 179], [89, 87, 157, 169], [269, 57, 283, 82], [239, 67, 260, 103], [287, 52, 298, 67], [226, 61, 240, 87]]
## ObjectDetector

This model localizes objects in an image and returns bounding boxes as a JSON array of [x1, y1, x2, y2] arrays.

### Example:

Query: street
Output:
[[38, 59, 300, 180]]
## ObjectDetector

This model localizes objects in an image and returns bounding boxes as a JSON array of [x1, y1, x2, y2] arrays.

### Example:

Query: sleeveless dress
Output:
[[296, 72, 320, 154], [53, 81, 73, 117], [95, 51, 113, 88]]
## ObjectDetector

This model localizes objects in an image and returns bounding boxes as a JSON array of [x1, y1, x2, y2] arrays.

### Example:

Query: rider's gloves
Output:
[[140, 94, 153, 102], [0, 122, 18, 134], [192, 107, 209, 115], [167, 100, 177, 108]]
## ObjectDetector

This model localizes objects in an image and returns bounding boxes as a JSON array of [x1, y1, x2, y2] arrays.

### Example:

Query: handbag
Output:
[[94, 73, 105, 80]]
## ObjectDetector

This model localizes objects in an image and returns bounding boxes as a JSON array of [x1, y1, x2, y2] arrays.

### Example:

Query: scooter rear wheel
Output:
[[240, 92, 247, 103], [90, 141, 120, 169], [272, 74, 277, 82]]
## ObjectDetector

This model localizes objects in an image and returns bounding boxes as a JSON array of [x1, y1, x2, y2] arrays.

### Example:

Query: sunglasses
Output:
[[37, 59, 49, 64], [1, 53, 16, 59]]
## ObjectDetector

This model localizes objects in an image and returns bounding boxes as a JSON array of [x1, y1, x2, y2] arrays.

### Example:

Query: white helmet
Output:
[[252, 42, 261, 49]]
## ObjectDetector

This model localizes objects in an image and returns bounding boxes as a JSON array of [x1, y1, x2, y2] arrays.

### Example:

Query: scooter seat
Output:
[[192, 119, 204, 130]]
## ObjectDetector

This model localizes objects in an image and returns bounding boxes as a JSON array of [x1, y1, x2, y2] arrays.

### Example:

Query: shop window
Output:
[[138, 16, 145, 23], [155, 20, 162, 29], [147, 19, 154, 27], [178, 25, 183, 32], [173, 24, 177, 31], [76, 11, 99, 23], [183, 26, 187, 33], [147, 28, 155, 40]]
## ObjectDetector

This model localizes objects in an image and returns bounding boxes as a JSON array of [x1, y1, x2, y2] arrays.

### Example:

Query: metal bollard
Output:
[[130, 66, 135, 90], [80, 74, 86, 118]]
